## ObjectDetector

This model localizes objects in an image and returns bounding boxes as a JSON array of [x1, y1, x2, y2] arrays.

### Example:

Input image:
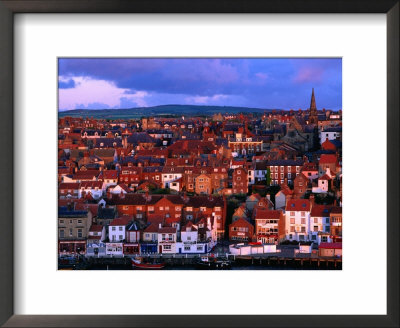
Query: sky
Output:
[[58, 58, 342, 111]]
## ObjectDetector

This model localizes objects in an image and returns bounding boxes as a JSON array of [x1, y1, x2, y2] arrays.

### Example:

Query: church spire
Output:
[[310, 87, 316, 111], [309, 88, 318, 125]]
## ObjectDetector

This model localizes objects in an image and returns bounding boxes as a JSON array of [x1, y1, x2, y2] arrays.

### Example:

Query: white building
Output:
[[108, 217, 131, 242], [285, 199, 312, 242], [162, 167, 183, 189], [320, 127, 342, 144], [79, 181, 104, 199], [157, 225, 178, 254]]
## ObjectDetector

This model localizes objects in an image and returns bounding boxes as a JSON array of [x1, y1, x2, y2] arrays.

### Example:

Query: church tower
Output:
[[308, 88, 318, 125]]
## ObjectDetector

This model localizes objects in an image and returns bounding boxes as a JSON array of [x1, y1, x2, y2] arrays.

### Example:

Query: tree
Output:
[[265, 167, 271, 186]]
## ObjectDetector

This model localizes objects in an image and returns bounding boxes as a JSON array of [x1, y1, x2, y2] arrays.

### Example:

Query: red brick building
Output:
[[232, 167, 248, 194], [229, 217, 254, 241]]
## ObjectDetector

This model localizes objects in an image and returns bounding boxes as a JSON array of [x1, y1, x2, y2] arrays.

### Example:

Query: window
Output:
[[119, 226, 123, 231], [299, 235, 305, 240], [325, 226, 330, 233], [288, 173, 291, 179], [325, 218, 330, 224], [301, 227, 305, 233], [184, 246, 191, 251], [119, 235, 123, 240], [314, 226, 318, 232], [301, 212, 305, 216], [301, 218, 305, 224], [145, 233, 150, 238], [200, 207, 206, 212], [288, 167, 291, 172], [59, 230, 65, 238], [290, 218, 295, 224], [148, 206, 154, 212], [77, 229, 82, 238], [163, 245, 171, 250], [137, 206, 142, 211], [289, 234, 293, 239], [311, 235, 316, 241], [69, 229, 73, 236], [290, 212, 295, 216], [280, 166, 284, 172], [59, 220, 64, 224], [290, 226, 295, 232], [168, 234, 173, 241], [123, 206, 129, 210], [112, 227, 116, 231], [322, 236, 328, 242], [197, 245, 203, 251], [296, 166, 300, 172]]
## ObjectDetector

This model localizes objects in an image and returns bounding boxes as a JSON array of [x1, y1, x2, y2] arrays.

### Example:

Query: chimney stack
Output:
[[309, 194, 315, 208]]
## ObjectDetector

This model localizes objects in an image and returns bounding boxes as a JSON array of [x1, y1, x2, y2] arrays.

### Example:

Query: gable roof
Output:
[[286, 199, 311, 212]]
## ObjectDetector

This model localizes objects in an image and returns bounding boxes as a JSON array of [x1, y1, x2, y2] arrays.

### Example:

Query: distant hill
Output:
[[58, 104, 279, 119]]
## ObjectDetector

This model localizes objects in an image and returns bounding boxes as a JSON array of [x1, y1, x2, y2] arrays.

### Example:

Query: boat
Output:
[[195, 255, 231, 270], [131, 257, 165, 269]]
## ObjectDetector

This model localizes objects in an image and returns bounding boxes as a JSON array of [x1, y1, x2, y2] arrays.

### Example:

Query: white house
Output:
[[157, 225, 178, 254], [108, 217, 132, 242], [320, 127, 342, 144], [101, 170, 119, 189], [79, 181, 104, 199], [285, 199, 312, 242], [109, 183, 131, 195], [162, 167, 183, 189], [176, 219, 214, 254]]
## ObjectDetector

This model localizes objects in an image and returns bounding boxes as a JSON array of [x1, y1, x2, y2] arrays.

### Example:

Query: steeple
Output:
[[310, 88, 316, 111], [308, 88, 318, 125]]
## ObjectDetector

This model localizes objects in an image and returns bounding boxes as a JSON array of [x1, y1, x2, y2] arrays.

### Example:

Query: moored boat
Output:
[[195, 255, 231, 270], [131, 257, 165, 269]]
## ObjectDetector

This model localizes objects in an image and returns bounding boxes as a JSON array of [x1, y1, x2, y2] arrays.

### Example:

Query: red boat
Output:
[[131, 257, 165, 269]]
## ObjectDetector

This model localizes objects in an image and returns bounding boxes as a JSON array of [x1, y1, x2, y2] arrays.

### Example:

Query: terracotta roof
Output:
[[319, 174, 332, 180], [109, 216, 132, 226], [229, 217, 253, 227], [89, 224, 103, 232], [319, 154, 337, 164], [330, 206, 342, 214], [80, 181, 103, 189], [102, 170, 118, 179], [59, 183, 80, 190], [310, 205, 332, 217], [286, 199, 311, 212], [255, 209, 282, 220], [144, 223, 159, 233], [159, 227, 177, 233], [319, 242, 342, 249]]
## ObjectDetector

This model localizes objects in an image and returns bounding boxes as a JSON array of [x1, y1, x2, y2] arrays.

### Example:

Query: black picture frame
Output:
[[0, 1, 398, 327]]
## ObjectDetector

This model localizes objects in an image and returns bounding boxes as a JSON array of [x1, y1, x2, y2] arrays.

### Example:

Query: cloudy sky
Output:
[[58, 58, 342, 111]]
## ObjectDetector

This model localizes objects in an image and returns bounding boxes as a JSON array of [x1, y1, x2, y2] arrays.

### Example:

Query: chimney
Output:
[[309, 194, 315, 208], [107, 189, 112, 199], [120, 190, 125, 199]]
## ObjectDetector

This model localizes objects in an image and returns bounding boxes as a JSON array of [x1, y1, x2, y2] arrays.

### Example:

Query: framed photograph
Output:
[[0, 1, 398, 327]]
